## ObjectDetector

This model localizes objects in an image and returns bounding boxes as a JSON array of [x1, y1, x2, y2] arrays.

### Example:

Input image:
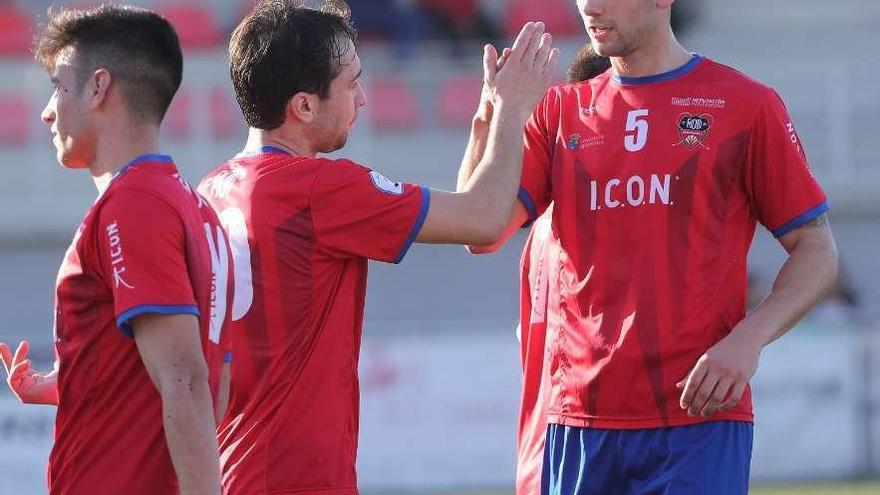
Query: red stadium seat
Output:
[[163, 88, 192, 139], [437, 76, 481, 128], [368, 77, 422, 132], [158, 3, 223, 51], [0, 6, 35, 57], [505, 0, 581, 38], [209, 87, 243, 138], [0, 95, 30, 146]]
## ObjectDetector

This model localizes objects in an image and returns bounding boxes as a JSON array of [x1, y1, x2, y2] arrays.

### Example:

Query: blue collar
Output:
[[115, 153, 174, 178], [613, 55, 703, 86], [238, 145, 293, 158]]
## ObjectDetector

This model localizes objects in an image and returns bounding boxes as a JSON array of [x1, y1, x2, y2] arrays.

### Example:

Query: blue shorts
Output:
[[542, 421, 753, 495]]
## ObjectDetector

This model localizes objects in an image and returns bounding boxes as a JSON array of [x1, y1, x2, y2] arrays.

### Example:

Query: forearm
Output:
[[456, 118, 491, 192], [160, 377, 221, 494], [733, 237, 838, 347], [460, 104, 528, 237]]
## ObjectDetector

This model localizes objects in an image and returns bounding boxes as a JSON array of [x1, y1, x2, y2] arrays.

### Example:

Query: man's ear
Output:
[[87, 68, 113, 110], [287, 92, 319, 124]]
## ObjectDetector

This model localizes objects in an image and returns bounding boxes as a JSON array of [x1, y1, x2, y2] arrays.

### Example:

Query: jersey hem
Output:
[[545, 411, 754, 430], [266, 487, 358, 495], [116, 304, 200, 337]]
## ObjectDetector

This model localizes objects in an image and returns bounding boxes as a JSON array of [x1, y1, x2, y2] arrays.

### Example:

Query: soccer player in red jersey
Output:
[[513, 47, 610, 495], [196, 2, 558, 494], [465, 1, 839, 493], [0, 6, 233, 494]]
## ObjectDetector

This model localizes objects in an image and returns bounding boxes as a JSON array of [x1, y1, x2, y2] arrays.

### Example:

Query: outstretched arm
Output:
[[417, 22, 558, 246], [677, 215, 838, 418]]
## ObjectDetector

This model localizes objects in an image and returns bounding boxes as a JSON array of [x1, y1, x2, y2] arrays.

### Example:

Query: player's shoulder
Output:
[[103, 169, 183, 210], [311, 157, 374, 184], [547, 69, 612, 101], [695, 58, 780, 103]]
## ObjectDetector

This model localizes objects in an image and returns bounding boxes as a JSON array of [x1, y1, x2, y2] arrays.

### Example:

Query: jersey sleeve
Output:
[[310, 159, 430, 263], [518, 89, 557, 225], [96, 190, 199, 337], [745, 89, 829, 237]]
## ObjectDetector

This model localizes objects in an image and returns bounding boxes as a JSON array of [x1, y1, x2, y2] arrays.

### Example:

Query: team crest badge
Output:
[[566, 133, 581, 150], [674, 113, 713, 150]]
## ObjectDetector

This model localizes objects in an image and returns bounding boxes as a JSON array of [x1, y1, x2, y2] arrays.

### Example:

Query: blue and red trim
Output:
[[394, 186, 431, 263], [613, 55, 703, 86], [771, 201, 830, 238], [116, 304, 200, 337]]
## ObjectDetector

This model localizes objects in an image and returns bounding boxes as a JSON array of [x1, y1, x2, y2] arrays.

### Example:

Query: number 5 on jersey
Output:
[[625, 109, 649, 152]]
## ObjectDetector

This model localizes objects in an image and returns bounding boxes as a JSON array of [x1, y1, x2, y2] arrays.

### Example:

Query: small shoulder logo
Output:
[[369, 170, 403, 195], [674, 113, 713, 150], [566, 133, 581, 150]]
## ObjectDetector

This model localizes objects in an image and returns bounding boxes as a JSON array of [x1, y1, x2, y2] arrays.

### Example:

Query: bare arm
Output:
[[214, 361, 230, 427], [678, 215, 838, 417], [416, 22, 558, 246], [134, 314, 220, 495], [454, 86, 530, 254]]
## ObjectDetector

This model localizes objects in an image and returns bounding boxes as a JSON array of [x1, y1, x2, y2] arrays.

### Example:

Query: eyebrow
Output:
[[352, 68, 363, 82]]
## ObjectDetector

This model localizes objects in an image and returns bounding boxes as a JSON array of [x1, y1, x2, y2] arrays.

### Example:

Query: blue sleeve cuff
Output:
[[116, 304, 201, 337], [770, 201, 830, 238], [394, 186, 431, 264], [518, 187, 538, 228], [223, 351, 233, 363]]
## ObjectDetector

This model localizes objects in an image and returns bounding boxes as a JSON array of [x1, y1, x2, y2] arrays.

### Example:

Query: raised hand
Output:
[[474, 47, 512, 125], [0, 340, 59, 405], [483, 22, 559, 120]]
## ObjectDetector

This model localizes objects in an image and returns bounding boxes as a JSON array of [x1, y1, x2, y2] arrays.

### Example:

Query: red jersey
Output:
[[198, 147, 429, 495], [50, 154, 233, 494], [515, 205, 554, 495], [518, 57, 828, 429]]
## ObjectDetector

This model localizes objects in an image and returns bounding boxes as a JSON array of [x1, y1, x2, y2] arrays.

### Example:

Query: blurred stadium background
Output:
[[0, 0, 879, 493]]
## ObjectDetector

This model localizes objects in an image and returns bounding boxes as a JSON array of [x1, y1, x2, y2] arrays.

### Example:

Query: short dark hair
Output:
[[34, 5, 183, 125], [229, 0, 358, 130], [567, 44, 611, 83]]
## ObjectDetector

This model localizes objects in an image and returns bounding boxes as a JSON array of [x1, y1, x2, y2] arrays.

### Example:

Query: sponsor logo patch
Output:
[[671, 96, 726, 109], [674, 113, 713, 150]]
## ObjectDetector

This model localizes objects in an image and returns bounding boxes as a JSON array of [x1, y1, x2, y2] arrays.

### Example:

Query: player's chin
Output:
[[590, 40, 625, 58], [57, 150, 87, 170]]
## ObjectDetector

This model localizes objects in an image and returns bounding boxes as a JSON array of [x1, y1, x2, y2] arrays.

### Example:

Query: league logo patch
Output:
[[566, 133, 581, 150], [369, 170, 403, 195], [674, 113, 713, 150]]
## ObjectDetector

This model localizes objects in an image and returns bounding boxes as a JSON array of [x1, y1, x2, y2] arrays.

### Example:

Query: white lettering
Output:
[[105, 222, 134, 289], [204, 223, 230, 344], [605, 178, 621, 209], [590, 174, 672, 211], [590, 180, 599, 210], [649, 174, 671, 205], [627, 176, 645, 206]]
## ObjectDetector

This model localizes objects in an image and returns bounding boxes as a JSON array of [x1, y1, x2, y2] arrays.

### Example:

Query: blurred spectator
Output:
[[419, 0, 499, 58], [349, 0, 427, 59]]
